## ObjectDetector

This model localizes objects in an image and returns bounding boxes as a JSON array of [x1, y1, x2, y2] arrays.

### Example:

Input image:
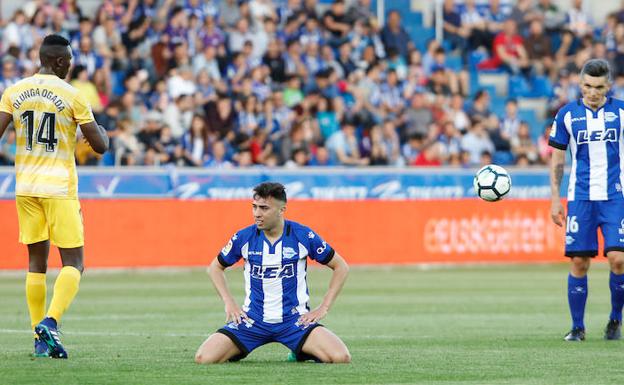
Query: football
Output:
[[473, 164, 512, 202]]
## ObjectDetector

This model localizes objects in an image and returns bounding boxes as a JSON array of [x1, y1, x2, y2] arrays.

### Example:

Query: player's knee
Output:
[[28, 260, 47, 273], [327, 350, 351, 364], [194, 351, 218, 364], [609, 257, 624, 272], [571, 258, 590, 275]]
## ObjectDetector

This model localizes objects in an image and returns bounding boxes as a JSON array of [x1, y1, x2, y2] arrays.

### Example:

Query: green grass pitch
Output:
[[1, 263, 622, 385]]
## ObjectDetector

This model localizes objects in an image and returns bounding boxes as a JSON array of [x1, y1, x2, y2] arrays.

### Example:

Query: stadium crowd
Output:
[[0, 0, 620, 168]]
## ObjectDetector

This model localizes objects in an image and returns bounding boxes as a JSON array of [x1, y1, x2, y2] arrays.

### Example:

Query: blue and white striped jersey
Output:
[[217, 220, 335, 324], [549, 97, 624, 201]]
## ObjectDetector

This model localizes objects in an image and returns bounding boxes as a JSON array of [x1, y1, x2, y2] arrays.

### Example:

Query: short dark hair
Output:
[[42, 34, 70, 47], [253, 182, 287, 203], [581, 59, 612, 82]]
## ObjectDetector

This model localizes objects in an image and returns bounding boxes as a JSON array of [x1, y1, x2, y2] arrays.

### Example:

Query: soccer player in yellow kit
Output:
[[0, 34, 109, 358]]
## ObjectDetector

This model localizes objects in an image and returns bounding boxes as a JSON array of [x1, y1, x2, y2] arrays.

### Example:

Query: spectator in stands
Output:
[[467, 89, 494, 124], [461, 0, 492, 52], [181, 114, 209, 167], [566, 0, 594, 40], [435, 121, 460, 164], [0, 57, 20, 94], [309, 145, 333, 166], [446, 94, 470, 134], [534, 0, 565, 35], [0, 128, 16, 166], [93, 15, 121, 58], [114, 119, 143, 166], [284, 147, 310, 168], [204, 140, 233, 168], [441, 0, 468, 54], [3, 10, 31, 53], [404, 92, 433, 141], [379, 69, 405, 119], [511, 121, 538, 164], [326, 119, 369, 166], [367, 125, 389, 165], [509, 0, 537, 35], [524, 20, 554, 77], [412, 142, 444, 167], [549, 68, 580, 114], [461, 121, 495, 165], [163, 94, 194, 140], [485, 0, 507, 37], [347, 0, 375, 25], [500, 98, 520, 141], [70, 64, 103, 114], [380, 10, 413, 60], [323, 0, 351, 48], [263, 40, 287, 83], [380, 120, 402, 166], [478, 19, 530, 77]]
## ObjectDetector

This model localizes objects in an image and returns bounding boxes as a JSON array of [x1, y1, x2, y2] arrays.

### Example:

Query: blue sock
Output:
[[568, 274, 588, 330], [609, 272, 624, 322]]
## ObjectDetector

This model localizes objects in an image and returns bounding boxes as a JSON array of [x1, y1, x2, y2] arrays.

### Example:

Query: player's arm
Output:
[[298, 252, 349, 326], [0, 111, 12, 139], [208, 257, 248, 324], [550, 148, 566, 227], [79, 121, 109, 154]]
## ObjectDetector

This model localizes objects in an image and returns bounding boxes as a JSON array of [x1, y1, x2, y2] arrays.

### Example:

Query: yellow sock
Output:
[[26, 272, 47, 330], [47, 266, 81, 322]]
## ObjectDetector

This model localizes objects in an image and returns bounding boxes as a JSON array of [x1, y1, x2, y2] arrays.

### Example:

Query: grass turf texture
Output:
[[0, 264, 621, 385]]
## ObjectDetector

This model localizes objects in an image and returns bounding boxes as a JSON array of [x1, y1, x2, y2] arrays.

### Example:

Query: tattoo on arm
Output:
[[554, 163, 564, 187]]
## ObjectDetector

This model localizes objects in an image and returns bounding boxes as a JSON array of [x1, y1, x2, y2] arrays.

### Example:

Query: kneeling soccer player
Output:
[[195, 182, 351, 364]]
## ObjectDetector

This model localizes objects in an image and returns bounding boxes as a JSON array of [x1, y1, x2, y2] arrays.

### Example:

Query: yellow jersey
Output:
[[0, 73, 95, 199]]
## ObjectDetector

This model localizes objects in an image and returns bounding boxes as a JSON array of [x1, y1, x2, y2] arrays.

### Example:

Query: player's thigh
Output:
[[598, 200, 624, 257], [301, 326, 351, 363], [41, 198, 84, 248], [15, 196, 48, 245], [565, 200, 599, 257], [195, 332, 242, 364]]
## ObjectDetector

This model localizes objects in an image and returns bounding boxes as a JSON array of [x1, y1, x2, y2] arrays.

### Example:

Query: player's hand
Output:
[[298, 305, 329, 327], [224, 300, 248, 325], [550, 198, 565, 227]]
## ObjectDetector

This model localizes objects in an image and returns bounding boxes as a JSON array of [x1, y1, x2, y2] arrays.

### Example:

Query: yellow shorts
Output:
[[16, 196, 84, 248]]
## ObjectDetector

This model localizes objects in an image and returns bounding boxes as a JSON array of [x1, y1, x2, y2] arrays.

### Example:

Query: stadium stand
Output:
[[0, 0, 616, 168]]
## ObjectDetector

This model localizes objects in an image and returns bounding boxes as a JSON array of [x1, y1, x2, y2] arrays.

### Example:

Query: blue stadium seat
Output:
[[468, 50, 488, 70], [403, 11, 423, 27], [445, 55, 463, 71], [490, 97, 507, 118], [530, 76, 553, 98], [493, 151, 515, 165], [508, 75, 531, 98], [405, 26, 435, 53], [100, 151, 115, 167], [517, 109, 545, 140]]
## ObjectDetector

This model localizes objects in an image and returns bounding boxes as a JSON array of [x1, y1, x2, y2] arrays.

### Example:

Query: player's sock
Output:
[[609, 271, 624, 322], [46, 266, 81, 322], [26, 272, 46, 330], [568, 274, 588, 330]]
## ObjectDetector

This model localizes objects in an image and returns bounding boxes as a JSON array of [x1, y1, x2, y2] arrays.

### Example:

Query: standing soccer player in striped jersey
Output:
[[0, 34, 109, 358], [550, 59, 624, 341], [194, 182, 351, 364]]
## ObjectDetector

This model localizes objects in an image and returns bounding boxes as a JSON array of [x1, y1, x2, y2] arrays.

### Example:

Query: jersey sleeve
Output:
[[0, 88, 13, 114], [304, 227, 335, 265], [72, 92, 95, 126], [217, 232, 243, 267], [548, 109, 569, 150]]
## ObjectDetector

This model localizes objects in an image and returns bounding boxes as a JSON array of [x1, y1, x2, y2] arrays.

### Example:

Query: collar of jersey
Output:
[[580, 98, 609, 118]]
